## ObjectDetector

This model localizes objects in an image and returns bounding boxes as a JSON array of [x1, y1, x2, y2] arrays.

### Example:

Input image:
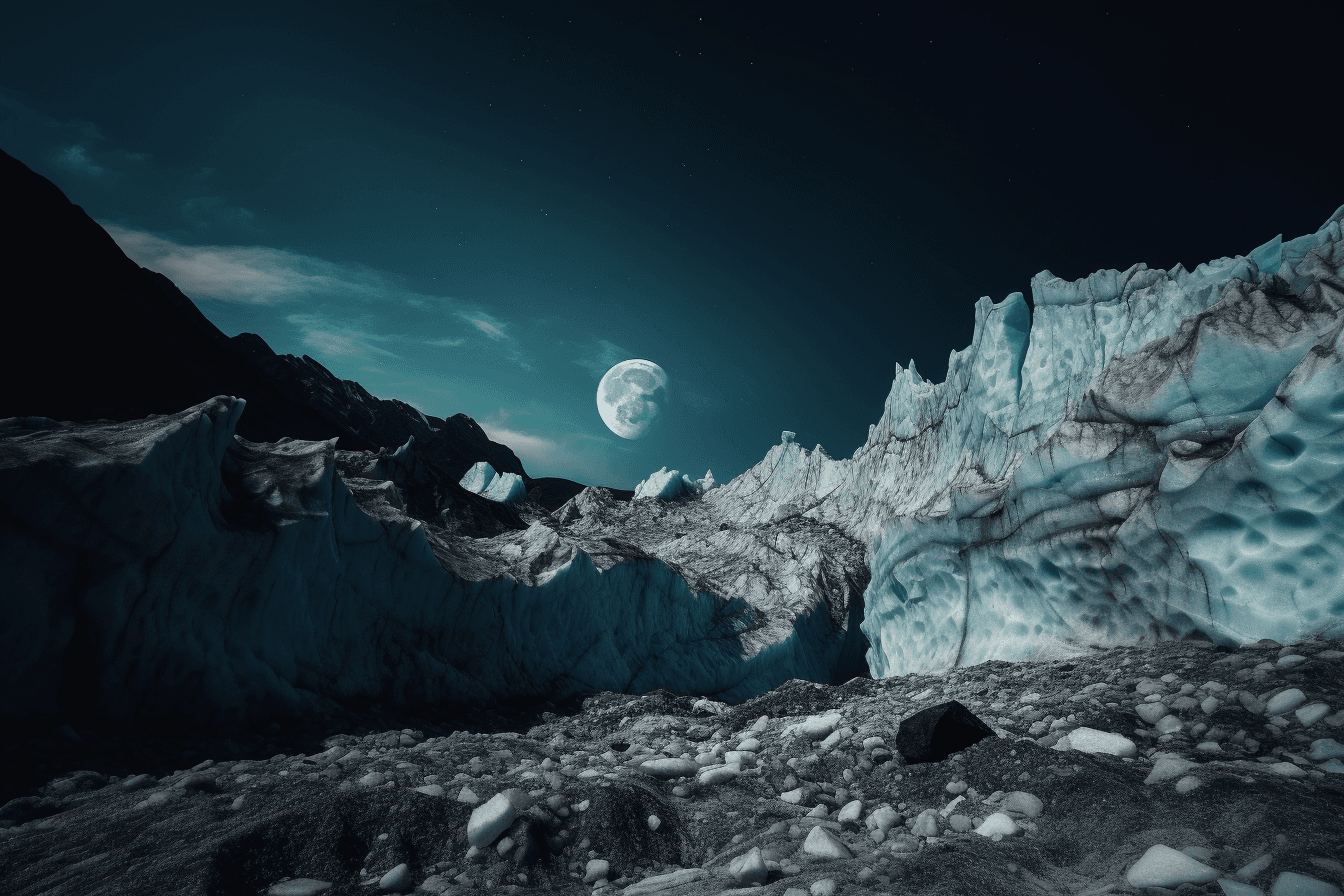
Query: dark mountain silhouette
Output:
[[0, 147, 622, 509]]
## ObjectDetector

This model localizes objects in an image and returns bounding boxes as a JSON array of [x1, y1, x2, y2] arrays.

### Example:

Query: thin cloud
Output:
[[54, 144, 106, 177], [479, 418, 620, 485], [460, 312, 508, 340], [103, 224, 395, 304], [180, 196, 261, 233], [574, 338, 633, 378], [286, 313, 401, 361]]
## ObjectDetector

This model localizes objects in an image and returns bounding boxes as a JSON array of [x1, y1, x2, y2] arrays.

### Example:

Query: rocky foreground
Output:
[[2, 637, 1342, 896]]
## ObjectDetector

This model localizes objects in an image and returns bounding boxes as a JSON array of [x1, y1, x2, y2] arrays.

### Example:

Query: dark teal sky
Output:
[[2, 2, 1339, 488]]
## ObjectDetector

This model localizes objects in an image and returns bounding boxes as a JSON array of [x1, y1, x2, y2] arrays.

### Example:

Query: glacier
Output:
[[701, 204, 1344, 675], [3, 196, 1343, 727]]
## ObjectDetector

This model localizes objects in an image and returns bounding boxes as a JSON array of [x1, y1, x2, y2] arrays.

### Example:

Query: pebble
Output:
[[802, 826, 853, 859], [624, 869, 706, 895], [698, 765, 739, 786], [1308, 739, 1344, 761], [456, 785, 479, 804], [1146, 757, 1199, 784], [1269, 871, 1343, 895], [1269, 762, 1307, 778], [810, 880, 838, 896], [1239, 854, 1274, 880], [413, 784, 444, 796], [466, 792, 517, 847], [910, 809, 939, 837], [974, 813, 1019, 838], [836, 799, 863, 824], [1296, 704, 1331, 728], [732, 847, 768, 885], [268, 881, 332, 896], [378, 863, 411, 892], [1062, 727, 1138, 758], [1137, 703, 1170, 724], [1266, 689, 1306, 716], [1126, 844, 1221, 888], [1218, 878, 1262, 896], [638, 758, 699, 780], [584, 859, 610, 884], [1174, 776, 1202, 794], [1001, 791, 1043, 817], [358, 772, 385, 787]]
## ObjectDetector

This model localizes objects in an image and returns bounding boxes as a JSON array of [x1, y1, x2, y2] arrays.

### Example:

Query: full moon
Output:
[[597, 359, 669, 440]]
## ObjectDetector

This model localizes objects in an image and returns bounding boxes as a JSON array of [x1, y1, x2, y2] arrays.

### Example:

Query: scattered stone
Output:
[[732, 847, 768, 885], [378, 863, 411, 892], [1062, 727, 1138, 758], [1238, 854, 1274, 880], [1266, 689, 1307, 716], [1175, 776, 1202, 794], [1269, 871, 1343, 895], [810, 880, 838, 896], [467, 792, 518, 847], [974, 813, 1019, 838], [803, 826, 853, 859], [584, 859, 610, 884], [1126, 844, 1221, 888], [1000, 791, 1043, 818], [268, 880, 332, 896], [893, 701, 996, 765], [638, 758, 699, 780], [413, 784, 444, 797], [1146, 757, 1199, 784]]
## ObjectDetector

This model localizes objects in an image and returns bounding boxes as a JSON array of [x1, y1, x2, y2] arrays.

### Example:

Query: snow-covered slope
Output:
[[705, 205, 1344, 675]]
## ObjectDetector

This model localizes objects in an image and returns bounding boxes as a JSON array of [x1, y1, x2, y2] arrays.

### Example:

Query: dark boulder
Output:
[[894, 700, 996, 764]]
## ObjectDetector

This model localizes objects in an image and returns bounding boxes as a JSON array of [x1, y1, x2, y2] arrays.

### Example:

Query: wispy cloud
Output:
[[54, 144, 106, 177], [460, 311, 508, 340], [285, 313, 402, 361], [102, 224, 396, 304], [100, 224, 536, 367], [180, 196, 261, 233], [479, 415, 621, 486], [573, 338, 633, 378]]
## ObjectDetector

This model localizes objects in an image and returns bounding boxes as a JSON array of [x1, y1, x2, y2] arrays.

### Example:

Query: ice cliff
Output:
[[0, 400, 865, 725], [703, 205, 1344, 675]]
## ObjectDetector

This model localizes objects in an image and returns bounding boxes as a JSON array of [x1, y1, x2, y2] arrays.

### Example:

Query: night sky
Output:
[[2, 2, 1340, 489]]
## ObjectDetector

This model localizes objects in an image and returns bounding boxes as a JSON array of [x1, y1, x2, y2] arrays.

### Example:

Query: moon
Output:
[[597, 359, 669, 440]]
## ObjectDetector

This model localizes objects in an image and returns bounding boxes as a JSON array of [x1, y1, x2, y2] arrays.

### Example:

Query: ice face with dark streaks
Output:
[[701, 205, 1344, 676]]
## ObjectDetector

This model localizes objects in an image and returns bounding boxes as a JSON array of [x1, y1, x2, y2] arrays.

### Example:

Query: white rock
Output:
[[647, 814, 661, 831], [1175, 776, 1202, 794], [268, 881, 333, 896], [1297, 704, 1331, 727], [1155, 715, 1185, 735], [1269, 871, 1343, 895], [1217, 879, 1263, 896], [1269, 762, 1307, 777], [1146, 757, 1199, 784], [1001, 791, 1043, 817], [698, 764, 740, 786], [786, 713, 842, 740], [584, 860, 610, 884], [1136, 703, 1170, 724], [1265, 689, 1307, 716], [639, 758, 699, 779], [866, 805, 900, 832], [467, 793, 518, 847], [1126, 844, 1220, 888], [414, 784, 444, 796], [1308, 739, 1344, 762], [378, 864, 411, 892], [1238, 854, 1274, 880], [974, 813, 1020, 837], [456, 785, 480, 804], [1066, 727, 1138, 758], [623, 868, 707, 894], [802, 826, 853, 859], [780, 788, 805, 804], [732, 848, 768, 885], [810, 880, 838, 896], [837, 799, 863, 824]]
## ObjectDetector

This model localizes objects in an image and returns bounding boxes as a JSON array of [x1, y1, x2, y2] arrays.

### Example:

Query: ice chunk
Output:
[[480, 471, 526, 504], [459, 461, 497, 494], [634, 466, 690, 500]]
